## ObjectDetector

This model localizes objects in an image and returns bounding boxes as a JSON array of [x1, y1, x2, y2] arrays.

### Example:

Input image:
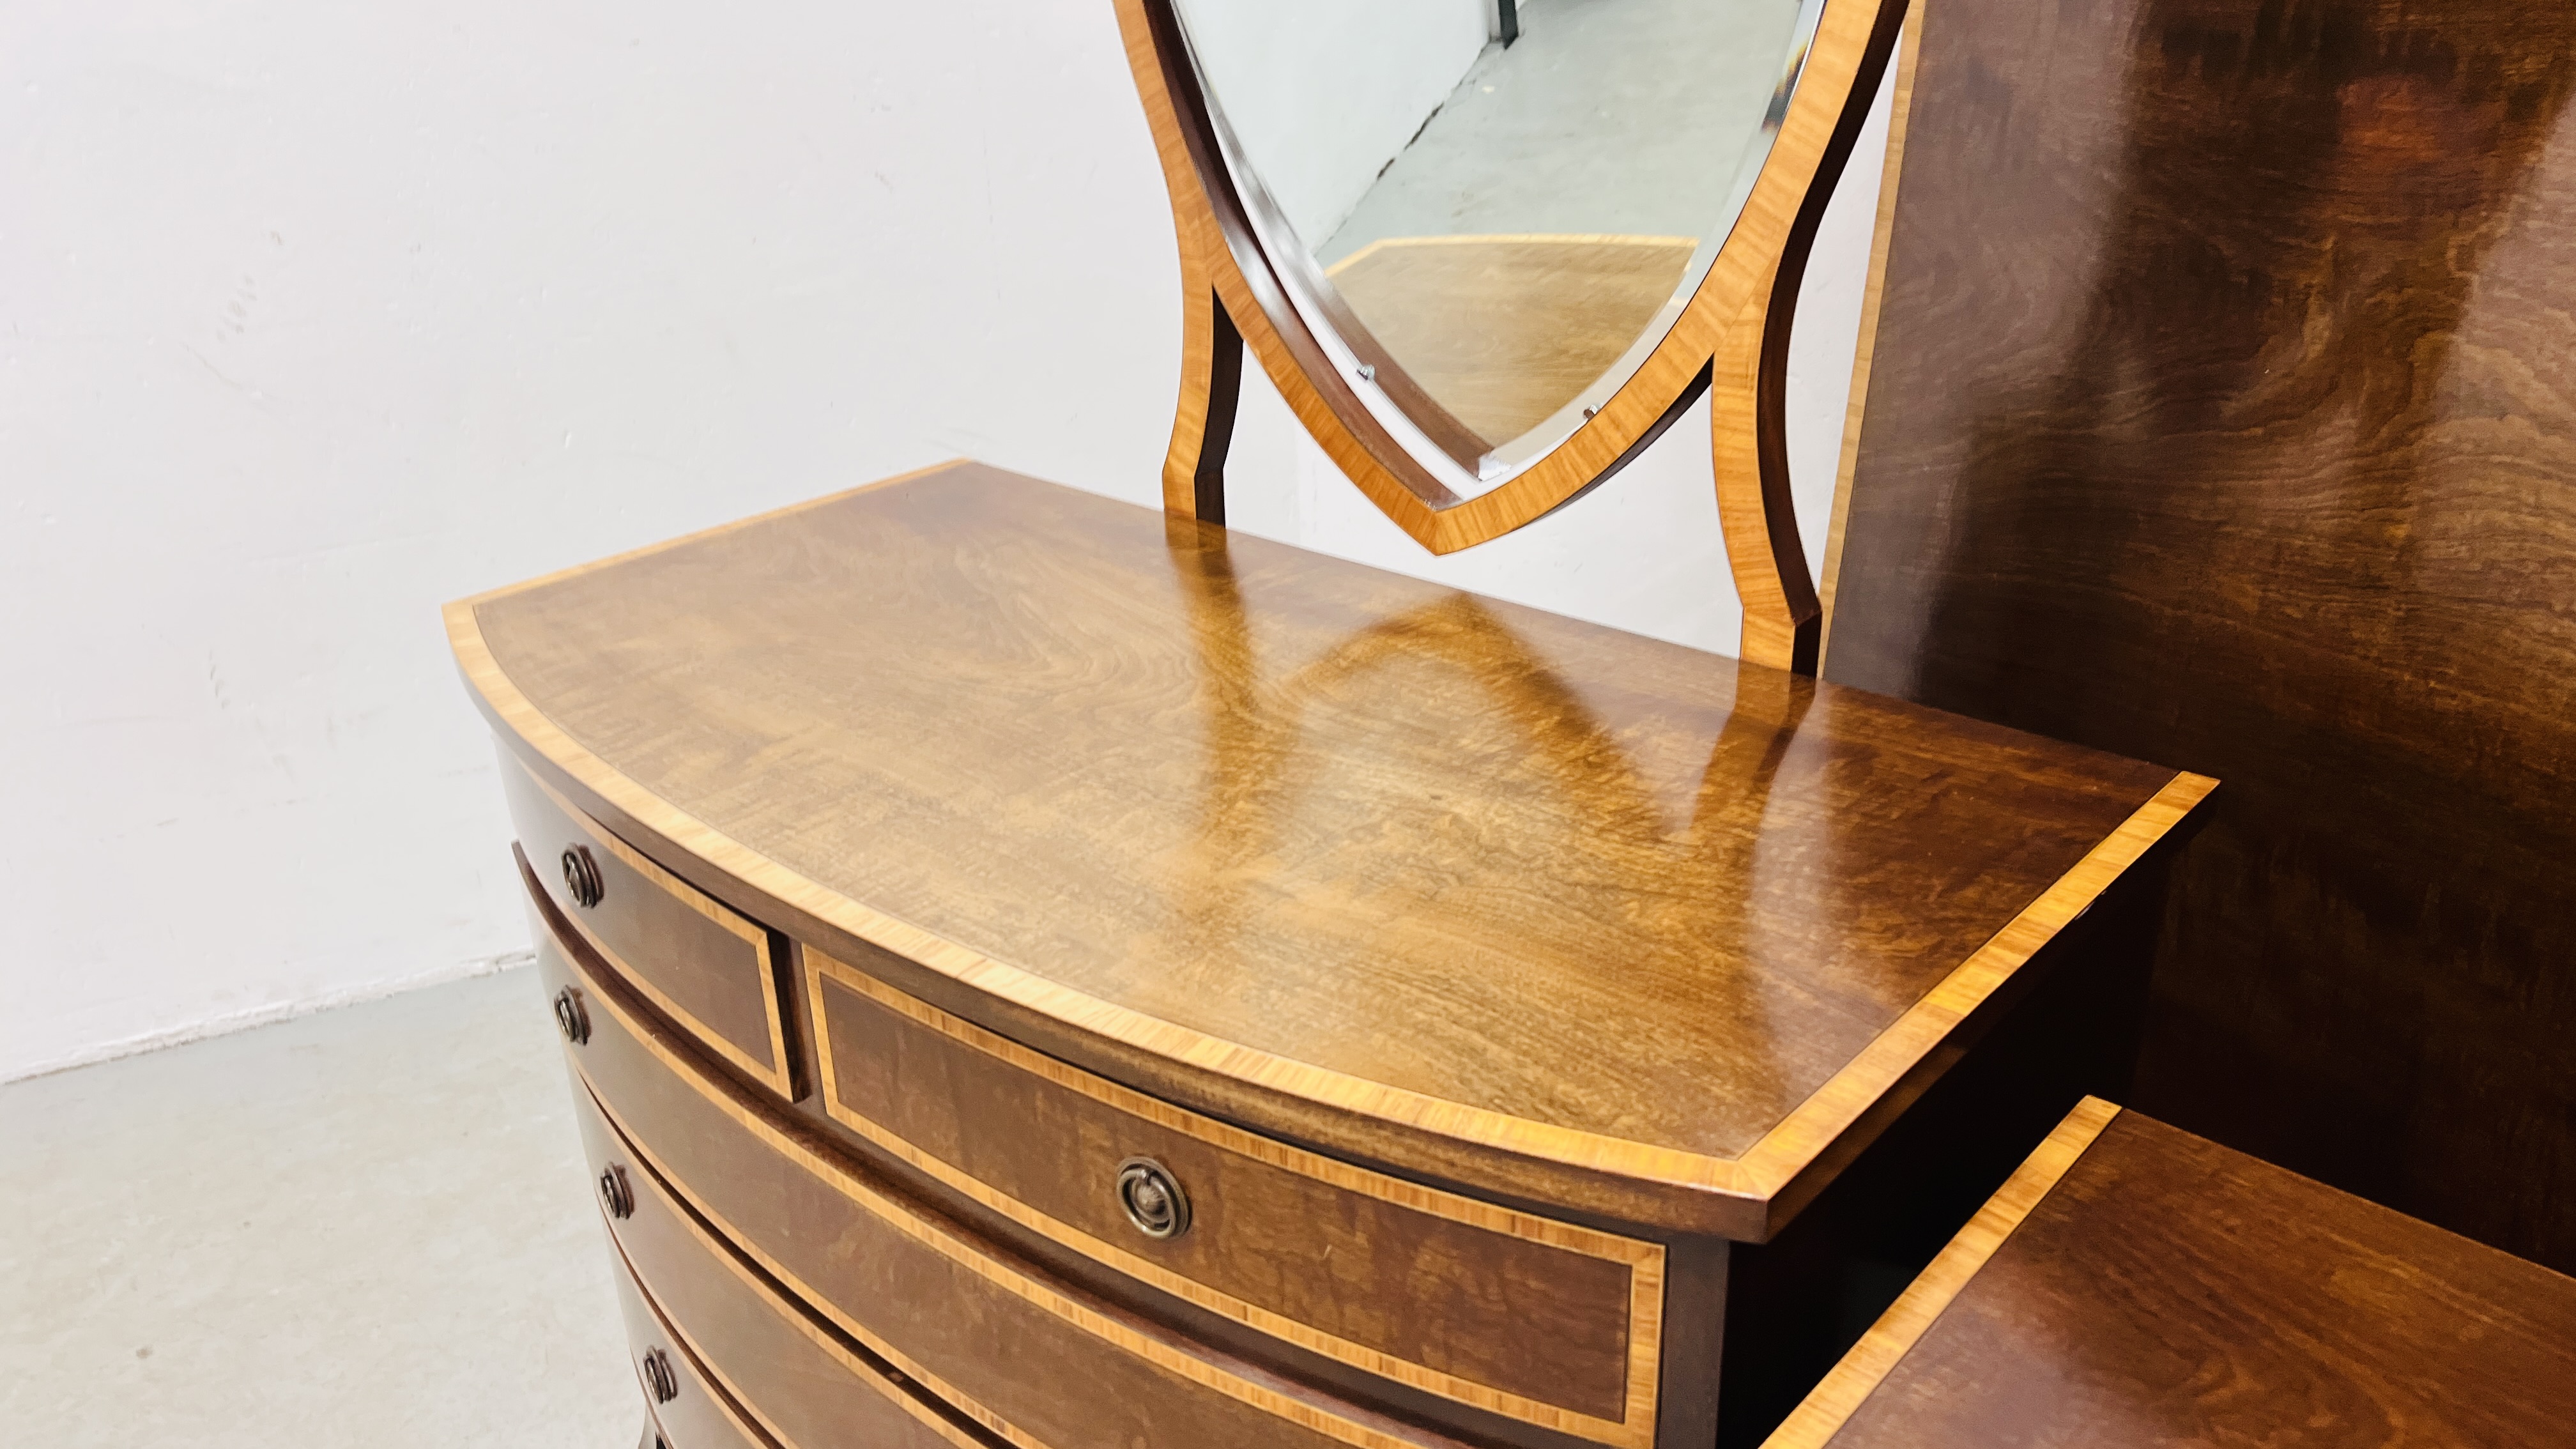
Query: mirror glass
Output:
[[1171, 0, 1824, 497]]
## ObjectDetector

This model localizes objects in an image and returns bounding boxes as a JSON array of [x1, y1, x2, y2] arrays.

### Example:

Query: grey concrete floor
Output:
[[0, 969, 640, 1447]]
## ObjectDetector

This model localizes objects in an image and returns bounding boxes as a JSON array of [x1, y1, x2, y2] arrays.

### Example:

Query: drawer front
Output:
[[577, 1089, 983, 1449], [806, 950, 1660, 1445], [505, 756, 792, 1095], [534, 930, 1464, 1449], [607, 1245, 777, 1449]]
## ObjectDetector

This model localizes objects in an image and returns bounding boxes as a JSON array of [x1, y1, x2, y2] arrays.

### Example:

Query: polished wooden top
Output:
[[1774, 1101, 2576, 1447], [451, 462, 2207, 1234]]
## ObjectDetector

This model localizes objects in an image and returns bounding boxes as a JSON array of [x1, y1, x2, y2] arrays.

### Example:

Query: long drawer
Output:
[[574, 1083, 986, 1449], [505, 756, 794, 1096], [806, 947, 1662, 1445], [533, 928, 1470, 1449], [605, 1238, 778, 1449]]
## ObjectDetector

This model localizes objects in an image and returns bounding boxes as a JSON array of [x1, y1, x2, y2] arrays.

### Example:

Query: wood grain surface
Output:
[[1715, 257, 1818, 673], [607, 1245, 799, 1449], [807, 949, 1659, 1444], [537, 912, 1470, 1449], [1759, 1098, 2120, 1449], [576, 1096, 998, 1449], [1827, 0, 2576, 1269], [505, 757, 793, 1098], [1780, 1103, 2576, 1447], [456, 463, 2205, 1236]]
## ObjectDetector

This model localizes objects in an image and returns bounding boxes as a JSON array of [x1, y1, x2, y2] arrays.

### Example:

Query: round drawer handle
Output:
[[640, 1347, 680, 1404], [1115, 1156, 1191, 1241], [561, 845, 605, 909], [551, 986, 591, 1045], [599, 1164, 634, 1220]]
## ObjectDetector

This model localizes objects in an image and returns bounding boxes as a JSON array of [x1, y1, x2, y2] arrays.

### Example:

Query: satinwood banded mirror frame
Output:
[[1116, 0, 1909, 672]]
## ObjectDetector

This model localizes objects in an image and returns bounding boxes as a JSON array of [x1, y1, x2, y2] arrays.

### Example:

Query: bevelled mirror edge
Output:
[[1117, 0, 1906, 673]]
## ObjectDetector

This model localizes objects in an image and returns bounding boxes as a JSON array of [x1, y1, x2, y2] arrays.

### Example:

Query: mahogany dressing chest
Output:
[[451, 464, 2208, 1448], [442, 1, 2242, 1442]]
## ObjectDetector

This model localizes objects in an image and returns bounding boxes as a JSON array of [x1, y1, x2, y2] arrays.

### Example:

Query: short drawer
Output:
[[505, 756, 793, 1096], [534, 929, 1469, 1449], [578, 1088, 983, 1449], [807, 949, 1661, 1446], [606, 1246, 776, 1449]]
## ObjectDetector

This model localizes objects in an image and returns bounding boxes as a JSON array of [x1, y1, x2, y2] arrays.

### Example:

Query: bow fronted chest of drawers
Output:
[[447, 461, 2211, 1449]]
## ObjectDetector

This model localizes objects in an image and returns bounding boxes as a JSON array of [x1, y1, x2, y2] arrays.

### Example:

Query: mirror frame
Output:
[[1117, 0, 1908, 672]]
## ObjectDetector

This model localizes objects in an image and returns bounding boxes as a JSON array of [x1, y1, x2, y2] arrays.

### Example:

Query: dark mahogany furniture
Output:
[[1825, 0, 2576, 1271], [448, 462, 2208, 1448], [1766, 1098, 2576, 1448]]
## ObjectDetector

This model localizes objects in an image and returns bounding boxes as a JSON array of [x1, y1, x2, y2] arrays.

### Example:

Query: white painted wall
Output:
[[1175, 0, 1489, 247], [0, 0, 1891, 1080]]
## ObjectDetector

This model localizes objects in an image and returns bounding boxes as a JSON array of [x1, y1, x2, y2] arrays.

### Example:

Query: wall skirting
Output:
[[2, 949, 537, 1085]]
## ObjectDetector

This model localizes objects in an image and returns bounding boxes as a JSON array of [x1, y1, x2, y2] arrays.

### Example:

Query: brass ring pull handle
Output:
[[561, 845, 605, 908], [552, 987, 591, 1045], [1115, 1156, 1191, 1241], [640, 1347, 680, 1404], [599, 1164, 634, 1220]]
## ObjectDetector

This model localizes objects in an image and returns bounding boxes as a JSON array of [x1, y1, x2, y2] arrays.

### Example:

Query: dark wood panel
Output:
[[1792, 1105, 2576, 1446], [1710, 843, 2178, 1448], [531, 920, 1472, 1449], [1826, 0, 2576, 1269], [808, 952, 1649, 1433], [569, 1087, 985, 1449], [457, 461, 2202, 1234], [606, 1246, 780, 1449], [505, 754, 792, 1096]]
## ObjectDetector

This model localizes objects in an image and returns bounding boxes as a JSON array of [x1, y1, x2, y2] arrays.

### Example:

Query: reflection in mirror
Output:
[[1172, 0, 1820, 493]]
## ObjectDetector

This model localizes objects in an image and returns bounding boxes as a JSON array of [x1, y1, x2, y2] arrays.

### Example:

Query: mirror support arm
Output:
[[1160, 263, 1240, 527], [1716, 261, 1823, 675], [1721, 0, 1911, 675]]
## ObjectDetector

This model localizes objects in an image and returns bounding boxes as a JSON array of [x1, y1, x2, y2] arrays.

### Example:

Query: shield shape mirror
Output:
[[1168, 0, 1826, 498]]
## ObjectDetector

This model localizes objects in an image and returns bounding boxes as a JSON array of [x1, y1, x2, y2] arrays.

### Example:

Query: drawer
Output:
[[534, 928, 1471, 1449], [606, 1246, 775, 1449], [576, 1085, 985, 1449], [806, 949, 1662, 1447], [505, 756, 793, 1096]]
